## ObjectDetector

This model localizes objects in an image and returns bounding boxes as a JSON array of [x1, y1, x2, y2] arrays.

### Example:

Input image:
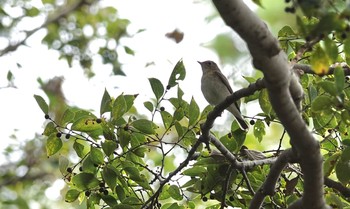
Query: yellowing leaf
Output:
[[310, 46, 330, 75]]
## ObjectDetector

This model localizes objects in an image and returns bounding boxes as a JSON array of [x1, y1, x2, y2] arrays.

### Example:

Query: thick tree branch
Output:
[[212, 0, 330, 208]]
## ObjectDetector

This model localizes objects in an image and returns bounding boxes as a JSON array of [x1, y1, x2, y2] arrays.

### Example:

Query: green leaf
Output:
[[43, 122, 56, 136], [46, 133, 63, 156], [188, 97, 200, 127], [102, 122, 116, 141], [323, 152, 341, 177], [119, 129, 131, 148], [124, 46, 135, 55], [220, 134, 237, 153], [61, 108, 75, 125], [124, 94, 137, 111], [115, 185, 126, 201], [344, 38, 350, 63], [103, 165, 118, 190], [144, 101, 154, 112], [100, 88, 112, 115], [131, 119, 157, 134], [173, 107, 185, 121], [334, 67, 345, 94], [26, 7, 40, 17], [34, 95, 49, 114], [318, 81, 337, 96], [59, 156, 69, 175], [101, 140, 118, 157], [183, 166, 207, 177], [336, 159, 350, 185], [168, 185, 183, 201], [90, 146, 104, 165], [7, 70, 13, 82], [71, 117, 102, 132], [259, 89, 273, 116], [168, 59, 186, 88], [82, 154, 97, 173], [253, 120, 266, 143], [311, 95, 333, 112], [73, 141, 86, 158], [323, 37, 338, 62], [112, 94, 127, 121], [124, 166, 142, 181], [340, 146, 350, 162], [72, 173, 100, 190], [65, 189, 81, 203], [310, 46, 330, 75], [231, 128, 247, 153], [174, 121, 184, 137], [133, 147, 148, 158], [161, 110, 173, 129], [148, 78, 164, 101]]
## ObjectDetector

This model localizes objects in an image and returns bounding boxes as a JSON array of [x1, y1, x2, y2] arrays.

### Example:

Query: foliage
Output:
[[5, 0, 350, 208], [0, 0, 131, 77]]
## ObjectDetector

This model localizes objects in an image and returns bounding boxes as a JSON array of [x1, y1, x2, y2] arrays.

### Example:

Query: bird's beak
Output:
[[197, 61, 202, 65]]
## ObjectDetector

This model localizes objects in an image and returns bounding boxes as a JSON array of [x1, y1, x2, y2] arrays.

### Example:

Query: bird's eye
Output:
[[208, 61, 212, 66]]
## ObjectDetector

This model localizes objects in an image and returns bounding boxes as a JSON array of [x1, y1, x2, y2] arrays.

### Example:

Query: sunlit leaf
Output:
[[65, 189, 81, 203], [71, 117, 102, 132], [46, 133, 62, 156], [310, 46, 330, 75]]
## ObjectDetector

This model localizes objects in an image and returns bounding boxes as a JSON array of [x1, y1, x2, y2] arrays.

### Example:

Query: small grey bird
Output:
[[198, 60, 248, 130]]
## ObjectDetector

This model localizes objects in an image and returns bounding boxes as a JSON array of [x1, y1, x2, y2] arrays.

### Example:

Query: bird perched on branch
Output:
[[198, 60, 248, 130]]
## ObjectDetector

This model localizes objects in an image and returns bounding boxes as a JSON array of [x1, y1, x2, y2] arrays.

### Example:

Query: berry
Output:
[[166, 85, 171, 90], [99, 182, 105, 187], [229, 196, 234, 201], [56, 132, 62, 138], [65, 133, 71, 139], [103, 189, 109, 195], [250, 120, 255, 125], [342, 32, 347, 39], [202, 196, 208, 202], [96, 118, 102, 123], [85, 190, 91, 197], [160, 107, 165, 111], [210, 193, 215, 199], [99, 187, 105, 193], [79, 167, 83, 171], [45, 114, 50, 119], [66, 167, 73, 173]]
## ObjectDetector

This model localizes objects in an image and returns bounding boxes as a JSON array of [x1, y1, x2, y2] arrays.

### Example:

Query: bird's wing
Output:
[[215, 71, 234, 94], [215, 71, 241, 110]]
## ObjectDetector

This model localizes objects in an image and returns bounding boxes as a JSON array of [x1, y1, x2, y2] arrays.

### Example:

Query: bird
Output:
[[198, 60, 248, 130]]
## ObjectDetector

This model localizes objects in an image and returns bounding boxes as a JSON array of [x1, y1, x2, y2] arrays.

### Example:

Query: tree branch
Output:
[[212, 0, 330, 208]]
